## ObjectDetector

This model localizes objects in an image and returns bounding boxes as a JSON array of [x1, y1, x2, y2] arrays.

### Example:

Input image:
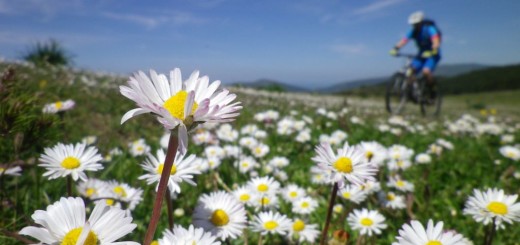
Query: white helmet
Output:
[[408, 11, 425, 25]]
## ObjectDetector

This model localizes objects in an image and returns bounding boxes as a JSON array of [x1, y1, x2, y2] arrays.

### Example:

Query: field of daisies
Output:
[[1, 61, 520, 245]]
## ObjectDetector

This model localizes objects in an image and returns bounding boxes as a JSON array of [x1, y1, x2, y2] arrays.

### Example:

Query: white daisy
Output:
[[292, 196, 318, 214], [139, 148, 201, 195], [347, 208, 387, 237], [359, 180, 381, 195], [463, 188, 520, 229], [251, 193, 279, 210], [39, 142, 103, 181], [387, 159, 412, 171], [105, 181, 143, 211], [282, 184, 306, 202], [19, 197, 138, 245], [237, 156, 258, 174], [193, 191, 247, 240], [232, 185, 254, 206], [312, 143, 377, 186], [387, 145, 414, 161], [42, 99, 75, 114], [499, 145, 520, 161], [77, 178, 107, 199], [250, 211, 291, 235], [358, 141, 387, 166], [120, 68, 242, 152], [128, 138, 151, 157], [251, 143, 270, 158], [158, 225, 221, 245], [247, 176, 281, 196], [387, 176, 415, 192], [288, 219, 320, 243], [0, 166, 22, 176], [205, 145, 225, 159], [382, 192, 406, 209], [392, 219, 464, 245], [415, 153, 432, 164], [268, 156, 290, 169], [338, 184, 368, 204]]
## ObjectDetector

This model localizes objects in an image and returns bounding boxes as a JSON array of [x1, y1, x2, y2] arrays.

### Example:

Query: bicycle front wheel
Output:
[[385, 73, 408, 115]]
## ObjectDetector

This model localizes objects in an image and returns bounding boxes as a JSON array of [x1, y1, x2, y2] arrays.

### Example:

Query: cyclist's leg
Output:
[[409, 57, 424, 83], [423, 55, 441, 98]]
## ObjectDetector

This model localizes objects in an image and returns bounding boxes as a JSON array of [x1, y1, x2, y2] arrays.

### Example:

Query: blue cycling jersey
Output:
[[406, 25, 440, 53]]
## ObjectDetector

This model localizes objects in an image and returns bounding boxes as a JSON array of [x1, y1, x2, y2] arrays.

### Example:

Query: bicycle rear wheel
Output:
[[385, 73, 408, 115], [419, 79, 442, 117]]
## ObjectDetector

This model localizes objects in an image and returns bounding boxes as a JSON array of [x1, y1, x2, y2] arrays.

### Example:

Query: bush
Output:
[[22, 39, 73, 67]]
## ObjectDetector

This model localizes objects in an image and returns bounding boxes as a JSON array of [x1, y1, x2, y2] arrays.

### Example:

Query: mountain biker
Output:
[[389, 11, 441, 99]]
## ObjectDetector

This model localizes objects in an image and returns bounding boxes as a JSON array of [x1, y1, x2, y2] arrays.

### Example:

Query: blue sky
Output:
[[1, 0, 519, 88]]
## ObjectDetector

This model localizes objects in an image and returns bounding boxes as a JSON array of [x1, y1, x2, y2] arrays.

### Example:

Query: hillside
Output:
[[230, 78, 308, 92]]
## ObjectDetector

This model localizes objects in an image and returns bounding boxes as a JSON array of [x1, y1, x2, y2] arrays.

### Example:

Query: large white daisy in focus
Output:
[[158, 225, 221, 245], [19, 197, 138, 245], [192, 191, 247, 240], [392, 219, 463, 245], [39, 142, 103, 181], [463, 188, 520, 229], [120, 68, 242, 151], [139, 148, 201, 195], [312, 143, 377, 186]]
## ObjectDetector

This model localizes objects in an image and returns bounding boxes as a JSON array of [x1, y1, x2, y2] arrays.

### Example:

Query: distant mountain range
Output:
[[232, 63, 493, 93]]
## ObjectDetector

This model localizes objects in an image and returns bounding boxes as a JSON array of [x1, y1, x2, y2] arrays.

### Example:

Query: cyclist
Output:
[[389, 11, 441, 99]]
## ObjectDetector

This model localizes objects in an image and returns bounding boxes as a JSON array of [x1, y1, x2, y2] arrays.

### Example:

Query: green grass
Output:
[[1, 61, 520, 244]]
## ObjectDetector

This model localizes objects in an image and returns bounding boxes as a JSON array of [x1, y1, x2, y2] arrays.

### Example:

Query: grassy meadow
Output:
[[1, 61, 519, 244]]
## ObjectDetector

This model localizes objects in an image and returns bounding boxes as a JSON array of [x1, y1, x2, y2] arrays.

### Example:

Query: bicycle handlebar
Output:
[[393, 53, 417, 58]]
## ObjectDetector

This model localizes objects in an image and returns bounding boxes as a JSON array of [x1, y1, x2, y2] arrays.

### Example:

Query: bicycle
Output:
[[385, 53, 442, 116]]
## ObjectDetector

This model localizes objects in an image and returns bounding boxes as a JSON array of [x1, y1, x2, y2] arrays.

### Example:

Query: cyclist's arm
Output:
[[428, 26, 440, 51], [395, 30, 413, 49]]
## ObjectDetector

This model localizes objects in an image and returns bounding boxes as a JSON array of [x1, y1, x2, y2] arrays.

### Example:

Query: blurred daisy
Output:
[[347, 208, 387, 236], [387, 145, 414, 161], [158, 225, 221, 245], [139, 148, 201, 195], [358, 141, 387, 166], [128, 138, 151, 157], [499, 145, 520, 161], [338, 184, 368, 204], [282, 184, 306, 202], [415, 153, 432, 164], [250, 211, 291, 235], [232, 185, 253, 206], [42, 99, 75, 114], [81, 136, 97, 145], [237, 156, 258, 174], [312, 143, 377, 186], [77, 178, 107, 199], [106, 181, 143, 211], [252, 193, 279, 210], [393, 219, 463, 245], [387, 159, 412, 171], [205, 145, 225, 159], [19, 197, 138, 245], [193, 191, 247, 240], [382, 192, 406, 209], [0, 166, 22, 176], [288, 219, 320, 243], [251, 143, 270, 158], [310, 166, 331, 185], [268, 156, 290, 169], [360, 180, 381, 195], [292, 196, 318, 214], [39, 142, 103, 181], [248, 176, 280, 195], [387, 176, 415, 192], [120, 68, 242, 151], [463, 188, 520, 229]]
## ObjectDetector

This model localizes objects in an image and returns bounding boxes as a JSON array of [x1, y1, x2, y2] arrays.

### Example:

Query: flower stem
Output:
[[320, 182, 339, 245], [143, 133, 178, 245], [484, 218, 496, 245], [166, 187, 174, 230], [67, 176, 72, 196]]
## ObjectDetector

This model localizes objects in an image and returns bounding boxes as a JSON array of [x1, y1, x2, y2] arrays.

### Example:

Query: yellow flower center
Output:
[[506, 152, 516, 158], [301, 202, 309, 208], [360, 218, 373, 226], [487, 201, 508, 215], [156, 163, 177, 175], [55, 101, 63, 110], [106, 199, 114, 206], [293, 219, 305, 232], [255, 147, 262, 154], [342, 192, 351, 199], [396, 180, 405, 187], [333, 157, 353, 173], [260, 197, 270, 205], [289, 191, 298, 198], [61, 157, 80, 169], [387, 194, 395, 201], [426, 241, 442, 245], [163, 90, 198, 120], [239, 194, 250, 202], [257, 184, 268, 192], [113, 186, 127, 197], [397, 161, 404, 167], [366, 151, 374, 160], [61, 227, 97, 245], [150, 241, 159, 245], [210, 209, 230, 226], [0, 167, 5, 173], [241, 163, 249, 168], [264, 221, 278, 231], [86, 188, 96, 197]]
